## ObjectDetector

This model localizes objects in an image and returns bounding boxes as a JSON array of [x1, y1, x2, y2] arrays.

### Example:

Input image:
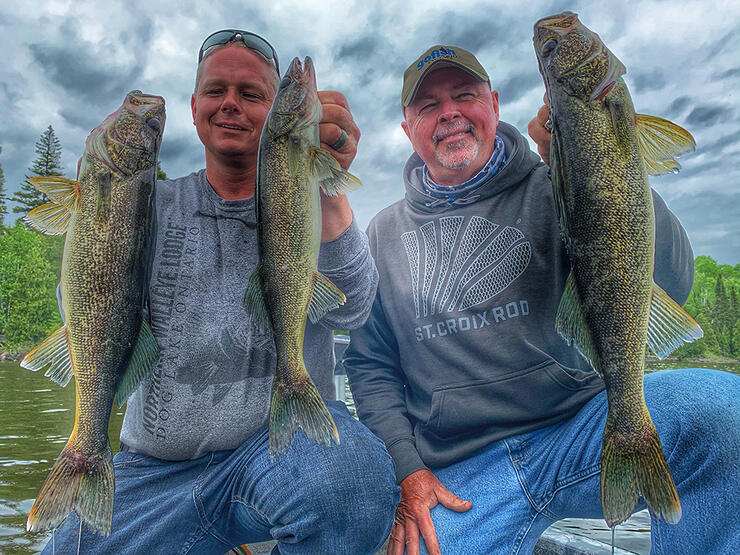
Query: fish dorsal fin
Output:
[[116, 319, 159, 407], [555, 271, 602, 376], [309, 147, 362, 196], [647, 283, 703, 359], [635, 114, 695, 176], [20, 326, 74, 387], [243, 268, 272, 334], [307, 271, 346, 324], [24, 176, 81, 235]]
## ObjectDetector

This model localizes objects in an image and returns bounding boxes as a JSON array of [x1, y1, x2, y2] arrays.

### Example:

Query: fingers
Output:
[[435, 483, 472, 513], [387, 521, 405, 555], [318, 90, 360, 170], [527, 103, 551, 165], [405, 518, 421, 555], [417, 513, 440, 555]]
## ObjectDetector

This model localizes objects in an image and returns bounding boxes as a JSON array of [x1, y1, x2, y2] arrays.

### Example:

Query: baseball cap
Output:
[[402, 45, 489, 108]]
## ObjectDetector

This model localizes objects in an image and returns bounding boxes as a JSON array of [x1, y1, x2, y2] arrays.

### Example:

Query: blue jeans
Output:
[[422, 369, 740, 554], [42, 401, 400, 554]]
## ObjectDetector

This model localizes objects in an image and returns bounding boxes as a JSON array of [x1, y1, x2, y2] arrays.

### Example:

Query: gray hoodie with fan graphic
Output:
[[344, 121, 693, 483]]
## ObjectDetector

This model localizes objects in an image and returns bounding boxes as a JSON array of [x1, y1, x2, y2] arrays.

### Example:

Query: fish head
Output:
[[84, 91, 166, 178], [266, 56, 321, 139], [534, 12, 626, 104]]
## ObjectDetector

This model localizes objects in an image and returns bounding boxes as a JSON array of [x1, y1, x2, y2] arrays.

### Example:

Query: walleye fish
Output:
[[21, 91, 165, 535], [534, 13, 702, 527], [245, 57, 361, 457]]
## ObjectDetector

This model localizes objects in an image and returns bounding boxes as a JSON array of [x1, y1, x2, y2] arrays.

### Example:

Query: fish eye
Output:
[[542, 39, 558, 57], [147, 118, 160, 132], [279, 77, 291, 90]]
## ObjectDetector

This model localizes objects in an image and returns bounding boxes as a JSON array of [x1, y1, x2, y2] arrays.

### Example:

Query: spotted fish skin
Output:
[[245, 57, 361, 457], [534, 12, 701, 527], [21, 91, 165, 535]]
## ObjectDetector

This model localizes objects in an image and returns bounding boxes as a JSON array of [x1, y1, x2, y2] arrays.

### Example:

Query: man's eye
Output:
[[420, 103, 436, 112], [206, 89, 223, 95], [457, 92, 474, 99]]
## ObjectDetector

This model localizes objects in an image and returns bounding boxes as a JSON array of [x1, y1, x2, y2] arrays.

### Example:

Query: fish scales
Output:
[[21, 91, 165, 535], [534, 12, 702, 527], [246, 56, 361, 456]]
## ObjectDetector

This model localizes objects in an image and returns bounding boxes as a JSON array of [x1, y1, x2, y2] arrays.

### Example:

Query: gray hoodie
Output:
[[344, 121, 694, 482], [120, 169, 377, 460]]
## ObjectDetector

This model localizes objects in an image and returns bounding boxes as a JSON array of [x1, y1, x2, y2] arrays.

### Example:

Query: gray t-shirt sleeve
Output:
[[316, 218, 378, 331]]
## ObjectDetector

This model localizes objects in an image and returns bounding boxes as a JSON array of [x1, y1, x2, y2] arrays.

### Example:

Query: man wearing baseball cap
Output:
[[345, 45, 736, 554]]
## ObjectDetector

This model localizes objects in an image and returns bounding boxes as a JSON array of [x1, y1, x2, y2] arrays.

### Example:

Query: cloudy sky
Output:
[[1, 0, 738, 263]]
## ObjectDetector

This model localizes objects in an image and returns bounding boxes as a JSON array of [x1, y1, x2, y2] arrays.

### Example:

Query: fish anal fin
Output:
[[634, 114, 695, 176], [20, 326, 74, 387], [647, 283, 703, 359], [555, 271, 601, 375], [310, 147, 362, 196], [307, 272, 346, 324], [116, 320, 159, 407]]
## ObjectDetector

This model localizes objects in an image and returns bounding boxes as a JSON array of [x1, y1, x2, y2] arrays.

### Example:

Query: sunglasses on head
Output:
[[198, 29, 280, 74]]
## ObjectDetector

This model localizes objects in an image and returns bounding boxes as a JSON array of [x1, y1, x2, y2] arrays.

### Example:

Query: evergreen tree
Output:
[[156, 161, 168, 181], [11, 125, 64, 214], [0, 146, 7, 226], [711, 274, 728, 355]]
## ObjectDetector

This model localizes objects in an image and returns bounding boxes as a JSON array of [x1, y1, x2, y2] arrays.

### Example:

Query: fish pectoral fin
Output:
[[116, 319, 159, 407], [309, 147, 362, 196], [555, 271, 601, 376], [20, 326, 74, 387], [24, 176, 81, 235], [26, 176, 81, 208], [605, 97, 634, 157], [307, 272, 346, 324], [634, 114, 696, 175], [647, 283, 703, 359], [24, 202, 74, 235], [95, 171, 112, 224], [244, 269, 272, 334]]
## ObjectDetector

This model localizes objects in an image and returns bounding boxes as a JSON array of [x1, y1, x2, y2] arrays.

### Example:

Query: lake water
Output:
[[1, 360, 737, 553]]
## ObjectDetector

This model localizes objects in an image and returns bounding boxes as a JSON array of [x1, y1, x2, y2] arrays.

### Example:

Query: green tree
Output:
[[11, 125, 64, 214], [0, 222, 61, 351], [0, 146, 7, 226], [156, 161, 168, 181]]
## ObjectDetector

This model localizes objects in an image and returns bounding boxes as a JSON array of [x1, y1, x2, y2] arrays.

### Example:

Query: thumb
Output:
[[435, 484, 472, 513]]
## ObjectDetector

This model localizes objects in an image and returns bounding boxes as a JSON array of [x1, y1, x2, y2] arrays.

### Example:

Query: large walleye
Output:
[[244, 57, 361, 456], [21, 91, 165, 535], [533, 13, 702, 527]]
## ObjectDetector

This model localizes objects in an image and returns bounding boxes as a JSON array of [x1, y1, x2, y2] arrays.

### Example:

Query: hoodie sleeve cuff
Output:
[[318, 217, 365, 270], [388, 439, 428, 483]]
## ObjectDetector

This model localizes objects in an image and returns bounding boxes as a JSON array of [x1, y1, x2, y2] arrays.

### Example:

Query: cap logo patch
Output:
[[417, 47, 457, 70]]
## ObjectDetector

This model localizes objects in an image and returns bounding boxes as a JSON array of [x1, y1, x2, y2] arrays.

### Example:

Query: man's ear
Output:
[[490, 90, 500, 120], [401, 120, 411, 142], [191, 94, 197, 124]]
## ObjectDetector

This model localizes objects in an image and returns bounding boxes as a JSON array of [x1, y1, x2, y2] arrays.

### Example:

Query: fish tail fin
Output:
[[269, 372, 339, 458], [601, 413, 681, 527], [27, 438, 114, 536]]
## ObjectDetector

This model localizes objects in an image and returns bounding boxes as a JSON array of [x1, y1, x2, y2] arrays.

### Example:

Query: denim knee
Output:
[[305, 430, 399, 550]]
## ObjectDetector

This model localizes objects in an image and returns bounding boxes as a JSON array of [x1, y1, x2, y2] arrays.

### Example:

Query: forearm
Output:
[[316, 218, 378, 330]]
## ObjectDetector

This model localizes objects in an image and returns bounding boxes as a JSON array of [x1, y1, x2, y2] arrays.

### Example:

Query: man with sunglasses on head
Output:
[[43, 30, 399, 555]]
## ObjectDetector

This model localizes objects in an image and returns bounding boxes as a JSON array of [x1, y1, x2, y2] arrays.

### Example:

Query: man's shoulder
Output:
[[367, 198, 406, 235]]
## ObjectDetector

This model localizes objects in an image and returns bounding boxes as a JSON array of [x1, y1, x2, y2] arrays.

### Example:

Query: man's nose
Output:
[[438, 100, 461, 123], [220, 88, 241, 111]]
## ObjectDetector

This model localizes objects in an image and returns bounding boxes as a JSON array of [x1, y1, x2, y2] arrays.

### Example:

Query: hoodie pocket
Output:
[[425, 359, 600, 440]]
